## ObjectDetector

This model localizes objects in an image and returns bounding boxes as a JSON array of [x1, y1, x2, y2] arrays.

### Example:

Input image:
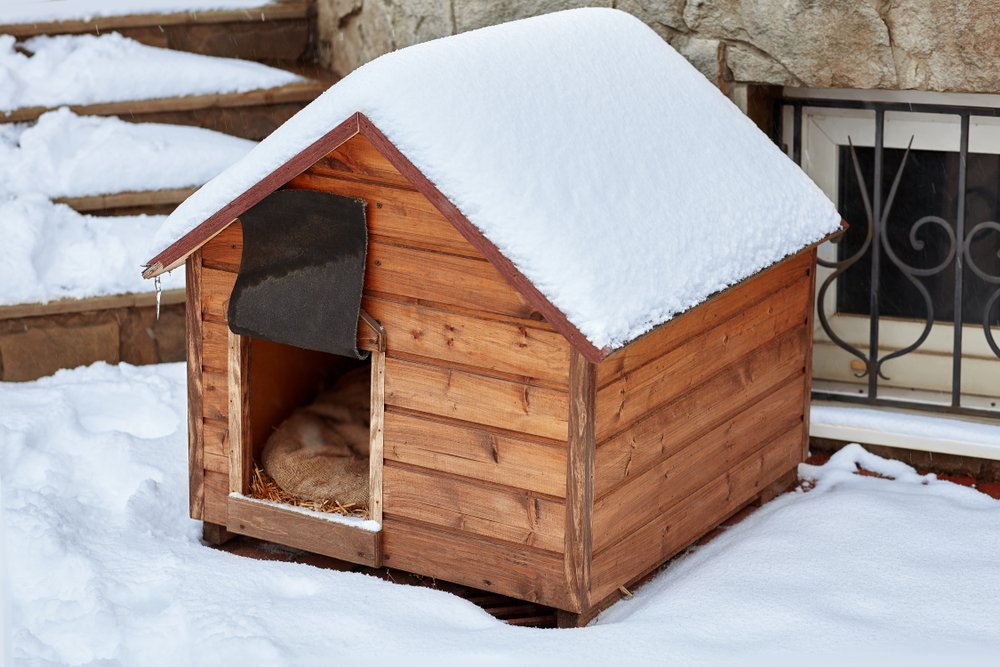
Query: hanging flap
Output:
[[228, 189, 368, 359]]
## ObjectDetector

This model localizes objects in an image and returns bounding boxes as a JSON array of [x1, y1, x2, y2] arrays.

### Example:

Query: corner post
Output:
[[564, 348, 596, 617]]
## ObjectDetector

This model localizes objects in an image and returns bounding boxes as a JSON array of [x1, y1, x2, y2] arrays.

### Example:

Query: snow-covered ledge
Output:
[[810, 401, 1000, 461]]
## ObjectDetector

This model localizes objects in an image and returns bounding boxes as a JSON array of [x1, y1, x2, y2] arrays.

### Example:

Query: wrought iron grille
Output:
[[779, 96, 1000, 418]]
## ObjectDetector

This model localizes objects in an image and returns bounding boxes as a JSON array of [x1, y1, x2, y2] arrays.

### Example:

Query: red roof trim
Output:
[[143, 113, 361, 277]]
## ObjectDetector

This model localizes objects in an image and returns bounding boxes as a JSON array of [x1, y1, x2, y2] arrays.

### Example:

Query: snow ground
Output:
[[0, 108, 255, 200], [0, 1, 272, 24], [0, 194, 183, 306], [2, 362, 999, 666], [0, 32, 302, 112]]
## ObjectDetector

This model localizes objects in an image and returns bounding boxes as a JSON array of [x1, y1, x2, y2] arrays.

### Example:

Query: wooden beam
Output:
[[55, 187, 197, 213], [369, 347, 386, 524], [0, 1, 310, 37], [0, 289, 185, 321], [564, 348, 596, 613], [185, 252, 205, 519], [227, 329, 251, 494]]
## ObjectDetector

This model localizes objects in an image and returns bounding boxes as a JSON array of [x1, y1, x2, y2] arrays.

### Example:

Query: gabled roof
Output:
[[144, 8, 841, 360]]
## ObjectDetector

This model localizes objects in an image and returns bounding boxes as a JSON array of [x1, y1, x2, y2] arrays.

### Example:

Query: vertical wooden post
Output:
[[564, 348, 596, 616], [802, 248, 818, 458], [369, 347, 386, 524], [228, 329, 251, 495], [185, 251, 205, 519]]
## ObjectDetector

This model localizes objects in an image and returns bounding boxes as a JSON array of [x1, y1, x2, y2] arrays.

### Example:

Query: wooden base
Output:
[[752, 468, 799, 507], [202, 521, 235, 546]]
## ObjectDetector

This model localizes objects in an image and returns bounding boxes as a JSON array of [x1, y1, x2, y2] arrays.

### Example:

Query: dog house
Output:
[[142, 9, 842, 624]]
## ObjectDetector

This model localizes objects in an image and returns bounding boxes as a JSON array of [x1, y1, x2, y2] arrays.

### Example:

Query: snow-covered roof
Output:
[[146, 8, 841, 356]]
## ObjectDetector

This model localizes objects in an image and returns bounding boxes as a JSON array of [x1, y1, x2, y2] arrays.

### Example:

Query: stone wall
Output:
[[316, 0, 1000, 95]]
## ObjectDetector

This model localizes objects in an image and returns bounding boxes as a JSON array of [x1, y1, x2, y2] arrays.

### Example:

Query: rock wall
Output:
[[316, 0, 1000, 95]]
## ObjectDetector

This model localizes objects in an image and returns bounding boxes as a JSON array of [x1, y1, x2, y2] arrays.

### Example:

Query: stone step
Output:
[[1, 72, 332, 140], [0, 0, 313, 64]]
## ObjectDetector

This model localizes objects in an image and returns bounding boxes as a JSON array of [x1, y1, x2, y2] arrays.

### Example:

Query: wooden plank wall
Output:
[[589, 249, 815, 604], [285, 135, 576, 608]]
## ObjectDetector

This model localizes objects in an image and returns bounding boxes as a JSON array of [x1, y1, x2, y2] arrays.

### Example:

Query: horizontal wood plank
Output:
[[595, 327, 809, 497], [366, 242, 542, 322], [200, 222, 242, 273], [203, 418, 229, 474], [200, 267, 237, 323], [596, 275, 811, 441], [598, 250, 812, 385], [0, 289, 185, 321], [202, 320, 230, 373], [383, 410, 567, 497], [364, 296, 569, 387], [381, 516, 572, 610], [287, 173, 484, 258], [202, 369, 229, 422], [228, 495, 381, 567], [202, 469, 229, 525], [301, 133, 414, 190], [592, 375, 806, 553], [589, 423, 804, 602], [383, 462, 564, 552], [384, 357, 569, 441]]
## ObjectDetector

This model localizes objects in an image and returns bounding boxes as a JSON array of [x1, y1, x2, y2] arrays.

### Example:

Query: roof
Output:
[[144, 7, 841, 360]]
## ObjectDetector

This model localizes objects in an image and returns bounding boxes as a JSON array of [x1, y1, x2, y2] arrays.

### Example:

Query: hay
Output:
[[250, 464, 370, 519]]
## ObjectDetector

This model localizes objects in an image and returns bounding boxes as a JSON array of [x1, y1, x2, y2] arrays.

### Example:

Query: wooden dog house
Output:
[[142, 9, 842, 624]]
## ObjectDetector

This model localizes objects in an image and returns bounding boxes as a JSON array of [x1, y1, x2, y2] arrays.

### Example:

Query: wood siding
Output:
[[290, 135, 573, 605], [192, 133, 574, 606], [589, 249, 815, 604]]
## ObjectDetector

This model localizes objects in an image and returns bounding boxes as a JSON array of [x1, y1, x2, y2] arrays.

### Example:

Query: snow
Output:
[[3, 362, 1000, 665], [0, 0, 271, 24], [0, 194, 183, 306], [0, 107, 256, 199], [812, 403, 1000, 449], [233, 494, 382, 532], [149, 8, 842, 351], [0, 32, 303, 112]]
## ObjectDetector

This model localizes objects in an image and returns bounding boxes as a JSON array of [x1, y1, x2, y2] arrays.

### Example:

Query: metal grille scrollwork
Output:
[[781, 98, 1000, 417]]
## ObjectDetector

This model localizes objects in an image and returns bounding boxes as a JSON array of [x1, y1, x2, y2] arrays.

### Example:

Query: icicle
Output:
[[154, 275, 162, 321]]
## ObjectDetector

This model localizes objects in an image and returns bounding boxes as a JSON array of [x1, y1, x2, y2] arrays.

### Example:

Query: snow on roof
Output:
[[148, 8, 841, 351], [0, 32, 302, 112]]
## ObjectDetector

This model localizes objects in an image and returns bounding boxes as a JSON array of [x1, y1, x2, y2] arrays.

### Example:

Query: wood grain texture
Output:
[[564, 349, 596, 612], [384, 357, 569, 441], [363, 296, 570, 387], [202, 369, 229, 422], [228, 496, 382, 567], [801, 250, 818, 458], [287, 173, 482, 259], [592, 374, 806, 553], [56, 187, 196, 213], [383, 462, 564, 552], [383, 409, 567, 498], [200, 221, 242, 273], [365, 242, 541, 321], [596, 249, 812, 385], [203, 418, 229, 474], [595, 327, 809, 498], [595, 274, 811, 441], [589, 423, 804, 603], [304, 133, 413, 189], [381, 516, 571, 610], [228, 330, 250, 494], [202, 470, 229, 525], [200, 267, 237, 324], [369, 348, 386, 523], [0, 289, 184, 321], [201, 320, 230, 373], [185, 252, 205, 520]]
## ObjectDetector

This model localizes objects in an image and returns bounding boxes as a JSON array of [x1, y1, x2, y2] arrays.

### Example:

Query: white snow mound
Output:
[[0, 194, 183, 306], [0, 32, 302, 112], [149, 8, 841, 350], [0, 108, 256, 199]]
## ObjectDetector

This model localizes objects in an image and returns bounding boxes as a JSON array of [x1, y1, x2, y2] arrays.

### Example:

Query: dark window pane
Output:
[[837, 145, 1000, 327]]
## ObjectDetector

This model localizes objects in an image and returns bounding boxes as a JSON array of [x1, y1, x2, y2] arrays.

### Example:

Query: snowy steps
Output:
[[0, 3, 328, 379], [0, 0, 312, 64]]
